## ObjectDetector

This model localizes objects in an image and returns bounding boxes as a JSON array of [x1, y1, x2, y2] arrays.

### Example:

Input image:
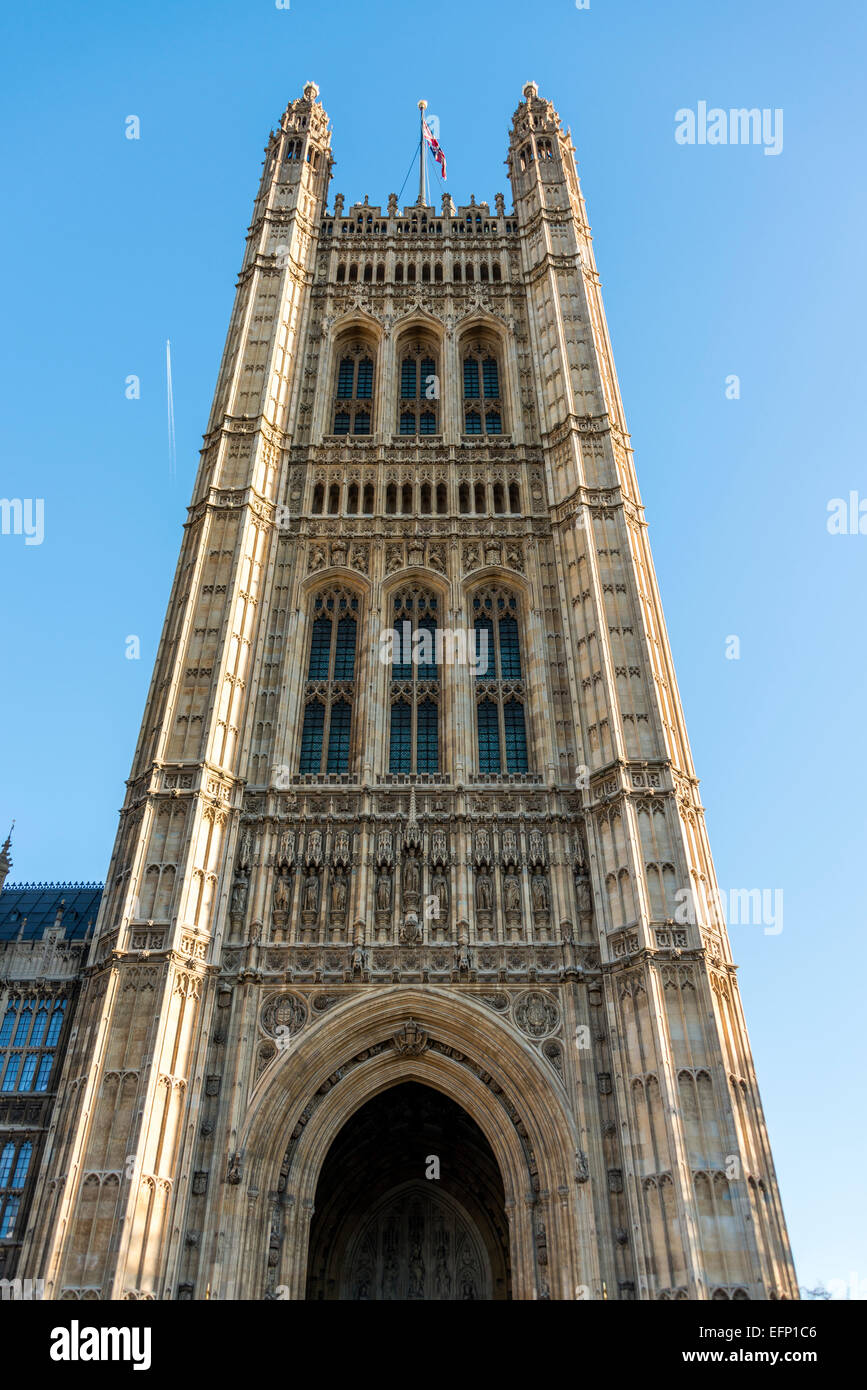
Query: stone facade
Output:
[[12, 83, 796, 1300]]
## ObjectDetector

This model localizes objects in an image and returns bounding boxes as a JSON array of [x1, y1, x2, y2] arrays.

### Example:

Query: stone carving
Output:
[[230, 878, 248, 917], [261, 992, 308, 1038], [528, 829, 546, 868], [332, 829, 351, 867], [376, 873, 392, 912], [476, 873, 493, 912], [331, 873, 347, 914], [430, 828, 448, 867], [273, 874, 290, 914], [531, 873, 549, 913], [392, 1020, 428, 1055], [514, 990, 560, 1039], [504, 873, 521, 914], [303, 874, 320, 913]]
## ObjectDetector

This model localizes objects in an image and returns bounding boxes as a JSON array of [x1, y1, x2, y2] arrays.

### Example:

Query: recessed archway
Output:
[[305, 1082, 511, 1300]]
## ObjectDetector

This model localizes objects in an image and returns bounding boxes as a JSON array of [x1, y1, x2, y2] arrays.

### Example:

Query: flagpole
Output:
[[418, 98, 427, 206]]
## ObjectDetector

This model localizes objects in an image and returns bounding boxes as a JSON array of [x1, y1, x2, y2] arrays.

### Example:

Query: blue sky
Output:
[[1, 0, 864, 1295]]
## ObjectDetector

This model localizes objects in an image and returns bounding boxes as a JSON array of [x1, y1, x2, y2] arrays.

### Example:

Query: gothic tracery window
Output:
[[299, 589, 359, 776], [462, 344, 503, 435], [398, 342, 439, 436], [472, 589, 529, 774], [388, 588, 440, 775], [0, 995, 66, 1101], [333, 343, 375, 435]]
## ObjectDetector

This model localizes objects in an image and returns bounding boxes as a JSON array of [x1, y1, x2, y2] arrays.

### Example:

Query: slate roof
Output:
[[0, 883, 103, 941]]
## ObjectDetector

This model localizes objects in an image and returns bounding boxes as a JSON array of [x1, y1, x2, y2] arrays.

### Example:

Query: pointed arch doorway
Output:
[[305, 1082, 511, 1300]]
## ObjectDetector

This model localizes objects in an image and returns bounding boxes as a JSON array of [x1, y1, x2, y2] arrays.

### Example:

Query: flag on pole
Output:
[[422, 118, 447, 179]]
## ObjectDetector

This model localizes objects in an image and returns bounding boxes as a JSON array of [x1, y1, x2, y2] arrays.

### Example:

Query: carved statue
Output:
[[376, 873, 392, 912], [331, 874, 347, 913], [238, 827, 253, 868], [432, 873, 449, 917], [532, 873, 549, 912], [575, 873, 592, 915], [231, 879, 247, 916], [476, 874, 493, 912], [529, 829, 545, 866], [403, 858, 420, 897], [273, 874, 289, 913], [277, 828, 294, 866], [304, 874, 320, 913], [504, 873, 521, 913]]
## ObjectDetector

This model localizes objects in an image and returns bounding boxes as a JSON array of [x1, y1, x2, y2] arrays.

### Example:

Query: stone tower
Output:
[[22, 82, 797, 1301]]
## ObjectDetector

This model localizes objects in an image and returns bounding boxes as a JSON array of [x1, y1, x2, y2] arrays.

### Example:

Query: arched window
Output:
[[397, 342, 440, 435], [347, 483, 359, 514], [376, 263, 385, 283], [453, 263, 462, 283], [363, 263, 372, 283], [312, 483, 324, 514], [388, 588, 440, 774], [509, 481, 521, 512], [422, 263, 430, 283], [434, 263, 443, 282], [493, 482, 505, 513], [472, 588, 529, 775], [333, 344, 376, 435], [348, 263, 358, 283], [463, 344, 504, 435], [436, 482, 447, 514], [395, 263, 404, 283], [298, 589, 360, 777], [363, 482, 375, 513], [336, 263, 346, 283]]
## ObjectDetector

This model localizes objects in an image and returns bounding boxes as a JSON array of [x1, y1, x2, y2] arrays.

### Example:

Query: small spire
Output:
[[0, 821, 13, 892]]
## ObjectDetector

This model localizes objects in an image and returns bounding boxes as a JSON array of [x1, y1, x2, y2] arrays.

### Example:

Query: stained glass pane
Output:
[[11, 1142, 31, 1189], [417, 699, 438, 772], [482, 357, 499, 398], [45, 1002, 65, 1047], [419, 411, 436, 434], [463, 358, 479, 397], [0, 1009, 15, 1046], [504, 700, 528, 772], [337, 358, 355, 396], [0, 1197, 20, 1239], [499, 615, 521, 678], [417, 618, 438, 678], [308, 617, 332, 679], [400, 411, 416, 435], [0, 1143, 13, 1186], [475, 616, 495, 678], [299, 701, 325, 774], [356, 358, 373, 398], [401, 358, 417, 399], [353, 411, 370, 435], [465, 410, 481, 435], [334, 411, 350, 435], [485, 411, 502, 435], [326, 700, 352, 772], [389, 701, 411, 773], [12, 1009, 31, 1046], [35, 1055, 54, 1091], [17, 1055, 38, 1091], [477, 699, 501, 773], [334, 616, 357, 680]]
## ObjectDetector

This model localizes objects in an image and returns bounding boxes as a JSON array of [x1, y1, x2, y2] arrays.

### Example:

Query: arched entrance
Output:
[[305, 1082, 511, 1299]]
